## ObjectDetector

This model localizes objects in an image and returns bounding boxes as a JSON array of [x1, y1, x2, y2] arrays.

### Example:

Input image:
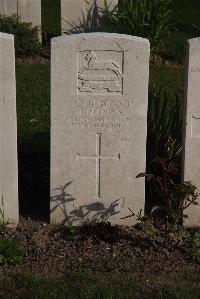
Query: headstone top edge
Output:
[[187, 37, 200, 45], [0, 32, 14, 40], [51, 32, 150, 45]]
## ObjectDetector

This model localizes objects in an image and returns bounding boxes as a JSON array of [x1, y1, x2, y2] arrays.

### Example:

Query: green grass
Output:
[[16, 63, 50, 144], [0, 238, 22, 266], [160, 0, 200, 64], [41, 0, 61, 39], [0, 272, 199, 299], [150, 64, 184, 96], [172, 0, 200, 26]]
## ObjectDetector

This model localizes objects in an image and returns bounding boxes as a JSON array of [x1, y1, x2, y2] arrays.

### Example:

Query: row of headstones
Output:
[[0, 0, 117, 38], [0, 32, 200, 227]]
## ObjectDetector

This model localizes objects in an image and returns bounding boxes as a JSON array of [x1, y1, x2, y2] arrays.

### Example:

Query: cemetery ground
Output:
[[0, 0, 200, 298], [0, 217, 200, 298], [0, 59, 198, 298]]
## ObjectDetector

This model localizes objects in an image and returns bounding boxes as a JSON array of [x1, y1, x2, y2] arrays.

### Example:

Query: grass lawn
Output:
[[16, 64, 50, 143], [172, 0, 200, 26], [1, 272, 200, 299], [150, 64, 184, 96], [164, 0, 200, 63]]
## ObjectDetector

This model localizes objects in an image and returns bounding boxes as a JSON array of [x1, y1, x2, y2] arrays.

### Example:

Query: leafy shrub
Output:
[[0, 14, 41, 56], [0, 238, 22, 266], [101, 0, 175, 50]]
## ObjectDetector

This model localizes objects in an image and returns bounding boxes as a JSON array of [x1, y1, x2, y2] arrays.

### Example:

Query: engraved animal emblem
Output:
[[78, 51, 123, 93]]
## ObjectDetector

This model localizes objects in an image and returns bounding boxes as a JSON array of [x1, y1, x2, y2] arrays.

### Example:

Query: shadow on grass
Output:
[[18, 132, 50, 222]]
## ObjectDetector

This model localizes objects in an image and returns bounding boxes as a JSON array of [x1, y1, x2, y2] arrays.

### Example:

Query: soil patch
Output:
[[0, 218, 199, 291], [16, 49, 50, 64]]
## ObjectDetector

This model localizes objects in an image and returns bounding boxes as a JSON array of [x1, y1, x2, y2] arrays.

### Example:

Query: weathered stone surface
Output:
[[0, 0, 41, 39], [51, 33, 149, 225], [18, 0, 41, 29], [0, 0, 17, 15], [183, 38, 200, 227], [0, 32, 18, 226], [61, 0, 118, 35]]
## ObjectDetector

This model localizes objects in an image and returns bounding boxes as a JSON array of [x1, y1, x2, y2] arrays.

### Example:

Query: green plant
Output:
[[147, 85, 183, 161], [0, 238, 22, 266], [137, 86, 199, 228], [0, 14, 41, 56], [0, 197, 9, 235], [101, 0, 175, 50], [66, 226, 81, 241], [182, 230, 200, 263], [0, 210, 7, 236], [146, 86, 182, 209], [138, 139, 199, 228]]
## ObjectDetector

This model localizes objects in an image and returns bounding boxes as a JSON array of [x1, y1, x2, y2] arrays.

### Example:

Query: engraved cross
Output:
[[77, 133, 120, 199]]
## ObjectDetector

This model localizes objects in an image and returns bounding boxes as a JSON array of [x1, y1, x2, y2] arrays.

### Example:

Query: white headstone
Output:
[[51, 33, 149, 225], [61, 0, 118, 35], [0, 0, 41, 40], [0, 32, 18, 226], [183, 38, 200, 227]]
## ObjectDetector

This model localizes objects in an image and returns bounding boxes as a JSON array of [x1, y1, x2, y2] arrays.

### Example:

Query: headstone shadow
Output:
[[51, 181, 120, 225], [18, 132, 50, 222], [62, 1, 105, 34]]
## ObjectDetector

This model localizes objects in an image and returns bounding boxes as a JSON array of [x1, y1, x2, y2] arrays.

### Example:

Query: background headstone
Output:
[[0, 0, 41, 40], [0, 32, 18, 226], [61, 0, 118, 35], [51, 33, 150, 225], [183, 38, 200, 227], [0, 0, 17, 15], [18, 0, 41, 30]]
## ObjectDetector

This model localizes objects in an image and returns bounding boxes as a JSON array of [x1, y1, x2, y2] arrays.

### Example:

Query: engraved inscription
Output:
[[77, 133, 120, 199], [191, 115, 200, 138], [190, 67, 200, 73], [52, 97, 144, 130], [78, 51, 123, 95]]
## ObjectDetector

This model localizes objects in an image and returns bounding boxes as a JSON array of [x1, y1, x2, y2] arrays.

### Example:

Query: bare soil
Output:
[[16, 48, 50, 64], [0, 218, 199, 291]]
